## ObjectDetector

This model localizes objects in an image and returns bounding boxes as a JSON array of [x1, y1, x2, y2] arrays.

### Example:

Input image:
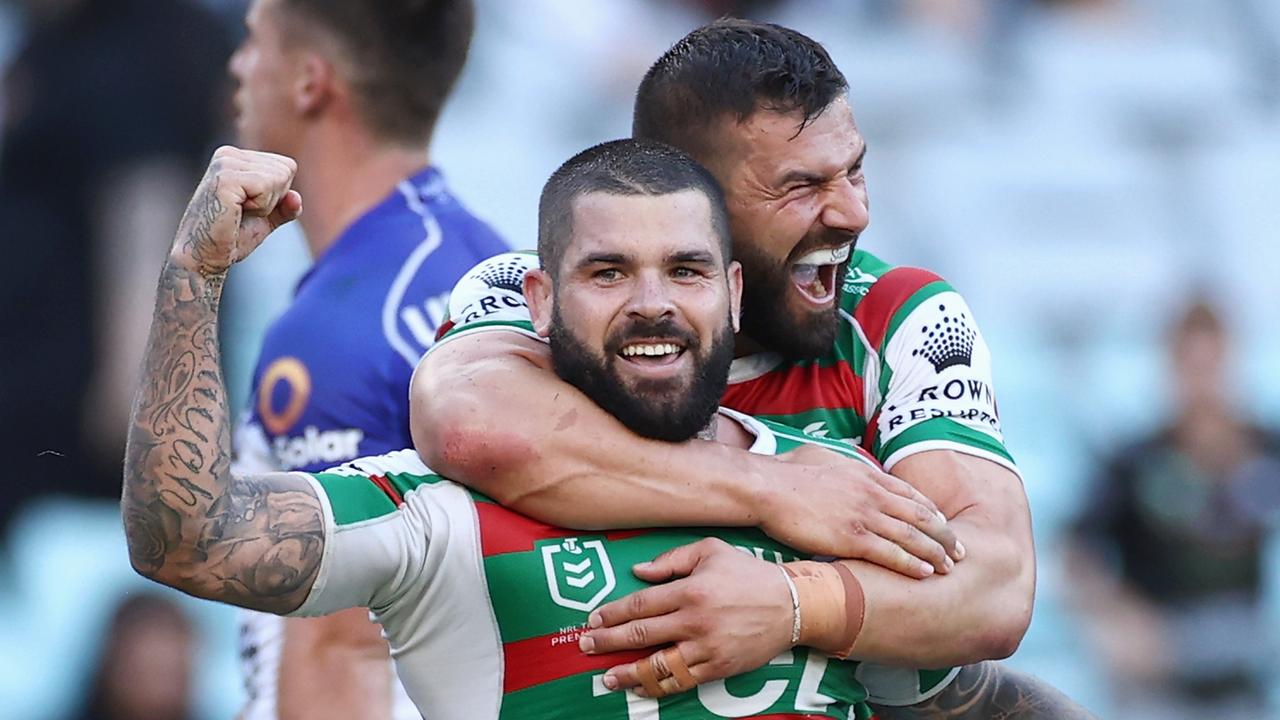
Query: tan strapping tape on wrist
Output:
[[829, 562, 865, 659], [783, 560, 865, 658]]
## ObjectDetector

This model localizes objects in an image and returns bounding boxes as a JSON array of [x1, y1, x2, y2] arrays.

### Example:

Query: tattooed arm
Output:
[[123, 146, 317, 615], [873, 661, 1097, 720]]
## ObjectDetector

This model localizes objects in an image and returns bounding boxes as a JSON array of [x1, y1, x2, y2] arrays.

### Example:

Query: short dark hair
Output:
[[633, 18, 848, 156], [278, 0, 473, 145], [538, 139, 731, 278]]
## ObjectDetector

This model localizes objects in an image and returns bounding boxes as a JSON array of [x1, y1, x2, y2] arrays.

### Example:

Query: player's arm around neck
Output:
[[412, 329, 958, 575], [411, 331, 765, 529], [123, 147, 323, 615]]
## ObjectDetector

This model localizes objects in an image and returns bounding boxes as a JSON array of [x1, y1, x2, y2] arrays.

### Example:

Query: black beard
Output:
[[548, 307, 735, 443], [735, 237, 847, 361]]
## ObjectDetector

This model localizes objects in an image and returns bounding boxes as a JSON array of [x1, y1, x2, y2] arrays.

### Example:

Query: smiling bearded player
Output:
[[408, 19, 1095, 718]]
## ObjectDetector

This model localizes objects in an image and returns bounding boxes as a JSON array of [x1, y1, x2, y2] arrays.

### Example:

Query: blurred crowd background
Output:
[[1, 0, 1277, 718]]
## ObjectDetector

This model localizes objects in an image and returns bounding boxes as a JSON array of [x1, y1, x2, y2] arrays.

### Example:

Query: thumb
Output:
[[266, 189, 303, 231], [632, 539, 713, 582]]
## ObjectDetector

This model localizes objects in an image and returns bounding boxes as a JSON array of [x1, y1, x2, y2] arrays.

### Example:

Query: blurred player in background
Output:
[[225, 0, 505, 717], [1069, 299, 1280, 720], [412, 19, 1044, 716], [75, 594, 195, 720]]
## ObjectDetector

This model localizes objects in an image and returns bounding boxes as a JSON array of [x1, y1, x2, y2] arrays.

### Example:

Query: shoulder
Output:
[[839, 249, 964, 351], [433, 251, 541, 343]]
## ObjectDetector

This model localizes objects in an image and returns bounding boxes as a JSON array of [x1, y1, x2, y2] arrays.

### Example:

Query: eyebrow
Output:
[[668, 250, 716, 264], [776, 144, 868, 188], [577, 252, 629, 267]]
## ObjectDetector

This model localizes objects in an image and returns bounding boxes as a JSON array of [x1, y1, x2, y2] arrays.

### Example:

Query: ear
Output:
[[293, 53, 334, 116], [726, 260, 743, 333], [524, 268, 555, 338]]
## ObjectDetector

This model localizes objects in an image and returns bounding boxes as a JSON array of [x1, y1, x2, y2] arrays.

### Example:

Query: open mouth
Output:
[[790, 243, 851, 306], [617, 340, 687, 371]]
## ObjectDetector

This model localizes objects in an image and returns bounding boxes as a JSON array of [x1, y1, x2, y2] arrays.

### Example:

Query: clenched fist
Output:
[[170, 146, 302, 277]]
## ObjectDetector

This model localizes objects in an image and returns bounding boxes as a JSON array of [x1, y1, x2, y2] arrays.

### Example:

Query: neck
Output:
[[290, 125, 430, 258], [733, 333, 768, 358], [707, 411, 755, 450]]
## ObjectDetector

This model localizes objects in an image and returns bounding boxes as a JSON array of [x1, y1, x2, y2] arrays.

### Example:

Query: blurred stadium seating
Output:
[[1, 0, 1276, 717]]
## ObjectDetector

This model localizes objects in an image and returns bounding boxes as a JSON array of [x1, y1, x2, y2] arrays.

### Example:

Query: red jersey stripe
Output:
[[854, 267, 941, 351], [503, 632, 649, 694], [723, 359, 863, 419], [368, 474, 404, 507], [476, 502, 648, 557]]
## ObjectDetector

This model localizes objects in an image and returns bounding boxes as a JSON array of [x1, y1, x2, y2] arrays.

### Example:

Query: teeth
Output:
[[794, 243, 852, 267], [621, 343, 680, 357]]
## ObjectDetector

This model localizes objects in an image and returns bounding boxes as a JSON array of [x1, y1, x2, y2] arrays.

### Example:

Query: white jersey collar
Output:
[[716, 407, 778, 456], [728, 352, 785, 384]]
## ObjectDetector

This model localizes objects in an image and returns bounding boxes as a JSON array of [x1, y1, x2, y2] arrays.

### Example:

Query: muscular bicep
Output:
[[411, 329, 558, 484], [892, 450, 1027, 524], [172, 472, 326, 615]]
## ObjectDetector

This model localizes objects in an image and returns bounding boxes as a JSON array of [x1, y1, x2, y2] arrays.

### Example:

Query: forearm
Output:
[[123, 258, 235, 582], [841, 513, 1033, 666], [278, 612, 393, 720], [873, 661, 1096, 719], [413, 339, 767, 530]]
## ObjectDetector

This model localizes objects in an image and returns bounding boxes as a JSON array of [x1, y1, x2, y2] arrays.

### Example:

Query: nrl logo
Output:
[[540, 537, 617, 613]]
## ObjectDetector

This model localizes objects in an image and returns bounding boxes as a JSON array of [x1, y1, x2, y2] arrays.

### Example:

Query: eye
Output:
[[593, 268, 622, 282], [671, 266, 699, 279]]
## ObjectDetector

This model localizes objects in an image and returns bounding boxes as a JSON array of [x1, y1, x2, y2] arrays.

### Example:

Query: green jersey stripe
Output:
[[876, 416, 1014, 467], [486, 527, 805, 643], [311, 473, 399, 525]]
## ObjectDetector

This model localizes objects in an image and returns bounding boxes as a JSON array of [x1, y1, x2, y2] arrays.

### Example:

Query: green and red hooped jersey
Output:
[[290, 411, 954, 720], [431, 250, 1017, 477]]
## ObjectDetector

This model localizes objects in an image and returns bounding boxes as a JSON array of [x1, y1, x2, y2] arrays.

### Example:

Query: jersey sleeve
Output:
[[858, 268, 1018, 476], [426, 251, 543, 355], [287, 456, 435, 617]]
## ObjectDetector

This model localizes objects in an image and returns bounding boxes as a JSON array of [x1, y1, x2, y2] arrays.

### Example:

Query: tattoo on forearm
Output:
[[123, 179, 323, 614], [872, 661, 1097, 720]]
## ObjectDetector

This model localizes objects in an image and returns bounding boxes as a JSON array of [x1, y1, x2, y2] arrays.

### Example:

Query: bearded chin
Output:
[[737, 260, 844, 361], [548, 310, 733, 443]]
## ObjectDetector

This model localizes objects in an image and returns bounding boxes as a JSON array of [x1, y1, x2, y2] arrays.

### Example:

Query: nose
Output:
[[820, 178, 869, 236], [625, 270, 677, 322]]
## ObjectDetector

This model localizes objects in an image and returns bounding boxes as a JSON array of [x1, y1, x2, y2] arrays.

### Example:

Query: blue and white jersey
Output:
[[235, 167, 508, 474], [233, 167, 507, 720]]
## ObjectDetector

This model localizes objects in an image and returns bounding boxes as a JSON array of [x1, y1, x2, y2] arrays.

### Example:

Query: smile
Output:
[[616, 340, 689, 376]]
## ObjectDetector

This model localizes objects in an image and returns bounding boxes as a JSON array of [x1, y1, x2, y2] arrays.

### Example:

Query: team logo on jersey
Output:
[[842, 267, 878, 296], [258, 357, 311, 435], [911, 303, 976, 372], [450, 253, 537, 326], [540, 537, 617, 613], [477, 256, 528, 293]]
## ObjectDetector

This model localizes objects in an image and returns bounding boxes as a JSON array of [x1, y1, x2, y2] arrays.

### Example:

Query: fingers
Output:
[[630, 538, 722, 583], [872, 472, 965, 562], [875, 494, 958, 573], [603, 643, 710, 698], [209, 146, 299, 217], [266, 189, 304, 230], [846, 533, 938, 579], [584, 583, 686, 648]]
